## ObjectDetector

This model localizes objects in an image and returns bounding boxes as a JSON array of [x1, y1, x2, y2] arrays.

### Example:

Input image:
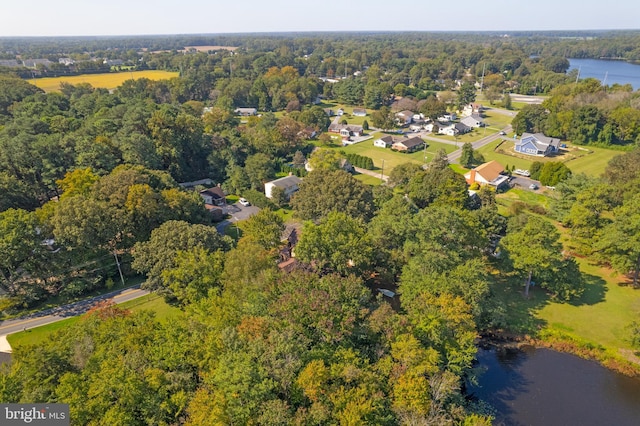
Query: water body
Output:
[[568, 58, 640, 90], [470, 347, 640, 426]]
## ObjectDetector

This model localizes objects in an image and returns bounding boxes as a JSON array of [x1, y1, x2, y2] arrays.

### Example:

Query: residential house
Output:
[[0, 60, 20, 67], [514, 132, 560, 157], [22, 59, 52, 68], [374, 135, 395, 148], [298, 127, 318, 139], [392, 136, 425, 153], [464, 160, 509, 189], [104, 59, 124, 66], [438, 123, 458, 136], [462, 103, 484, 116], [425, 121, 447, 133], [58, 58, 75, 66], [454, 122, 471, 135], [461, 114, 484, 128], [204, 204, 224, 222], [409, 123, 424, 132], [336, 108, 345, 116], [396, 110, 414, 125], [265, 175, 303, 200], [329, 123, 364, 141], [234, 107, 258, 116], [199, 186, 227, 206], [438, 112, 457, 122], [353, 108, 367, 117]]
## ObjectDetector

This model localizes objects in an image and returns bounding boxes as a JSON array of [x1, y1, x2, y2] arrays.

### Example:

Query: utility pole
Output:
[[480, 62, 486, 92], [113, 250, 126, 287], [380, 159, 385, 180]]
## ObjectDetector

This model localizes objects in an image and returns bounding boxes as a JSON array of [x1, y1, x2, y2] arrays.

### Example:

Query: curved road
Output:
[[0, 285, 149, 353]]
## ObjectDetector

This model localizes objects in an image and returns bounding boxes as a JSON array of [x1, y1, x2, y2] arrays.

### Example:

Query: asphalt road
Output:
[[0, 285, 149, 338]]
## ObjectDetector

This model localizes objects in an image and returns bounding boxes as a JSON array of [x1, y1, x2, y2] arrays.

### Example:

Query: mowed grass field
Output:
[[477, 139, 623, 177], [31, 70, 179, 92]]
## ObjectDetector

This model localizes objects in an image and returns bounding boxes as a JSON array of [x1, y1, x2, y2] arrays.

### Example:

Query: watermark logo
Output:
[[1, 404, 69, 425]]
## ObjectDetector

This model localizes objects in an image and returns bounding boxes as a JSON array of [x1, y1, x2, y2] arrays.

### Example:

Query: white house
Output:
[[234, 107, 257, 116], [438, 112, 457, 122], [265, 175, 303, 200], [461, 114, 484, 128], [396, 110, 414, 125], [353, 108, 367, 117], [374, 135, 395, 148]]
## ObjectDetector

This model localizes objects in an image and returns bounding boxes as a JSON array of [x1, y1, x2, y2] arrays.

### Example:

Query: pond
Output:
[[470, 346, 640, 426]]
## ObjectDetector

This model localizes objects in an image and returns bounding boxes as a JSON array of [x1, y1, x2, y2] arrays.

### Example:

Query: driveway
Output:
[[510, 175, 543, 191], [215, 202, 260, 233]]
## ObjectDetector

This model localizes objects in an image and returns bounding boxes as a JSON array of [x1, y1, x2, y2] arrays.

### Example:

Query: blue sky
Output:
[[1, 0, 638, 36]]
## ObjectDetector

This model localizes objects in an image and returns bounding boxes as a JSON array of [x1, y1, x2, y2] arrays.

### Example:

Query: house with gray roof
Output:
[[265, 175, 303, 200], [461, 114, 484, 128], [515, 133, 560, 156]]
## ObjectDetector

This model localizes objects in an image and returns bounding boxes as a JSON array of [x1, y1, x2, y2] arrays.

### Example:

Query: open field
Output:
[[7, 293, 181, 349], [30, 70, 179, 93], [477, 139, 622, 177]]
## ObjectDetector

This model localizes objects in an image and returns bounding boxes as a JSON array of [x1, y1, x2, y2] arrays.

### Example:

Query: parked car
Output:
[[499, 131, 506, 135], [239, 197, 250, 206], [529, 183, 538, 190]]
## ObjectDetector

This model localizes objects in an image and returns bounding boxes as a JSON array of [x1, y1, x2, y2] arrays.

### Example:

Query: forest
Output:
[[1, 32, 640, 424]]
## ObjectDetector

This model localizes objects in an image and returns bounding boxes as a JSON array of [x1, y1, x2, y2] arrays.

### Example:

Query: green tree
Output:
[[296, 211, 373, 276], [161, 247, 225, 305], [245, 153, 275, 190], [407, 167, 468, 210], [456, 82, 476, 109], [538, 162, 572, 186], [132, 220, 232, 293], [502, 92, 512, 110], [388, 162, 423, 188], [599, 197, 640, 287], [307, 148, 342, 171], [500, 216, 564, 297], [370, 106, 395, 130], [459, 142, 475, 168], [238, 209, 285, 249], [291, 170, 375, 222]]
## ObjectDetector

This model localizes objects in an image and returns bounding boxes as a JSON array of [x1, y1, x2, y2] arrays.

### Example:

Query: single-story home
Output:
[[199, 186, 227, 206], [353, 108, 367, 117], [454, 122, 472, 134], [396, 110, 414, 125], [461, 114, 484, 128], [265, 175, 303, 200], [464, 160, 509, 188], [515, 132, 560, 157], [329, 123, 364, 140], [438, 123, 459, 136], [234, 107, 258, 116], [438, 112, 457, 122], [392, 136, 425, 153], [374, 135, 407, 148], [425, 121, 448, 133]]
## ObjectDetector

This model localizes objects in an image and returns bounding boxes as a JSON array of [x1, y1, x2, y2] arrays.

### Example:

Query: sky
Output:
[[1, 0, 638, 37]]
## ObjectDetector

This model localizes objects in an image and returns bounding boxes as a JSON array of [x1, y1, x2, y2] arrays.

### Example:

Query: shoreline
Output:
[[479, 330, 640, 378]]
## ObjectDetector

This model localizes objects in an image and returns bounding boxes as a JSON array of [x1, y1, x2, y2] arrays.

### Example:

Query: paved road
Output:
[[0, 285, 149, 339], [447, 125, 513, 163]]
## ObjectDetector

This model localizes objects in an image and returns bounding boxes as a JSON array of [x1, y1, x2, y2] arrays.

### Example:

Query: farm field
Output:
[[30, 70, 179, 92]]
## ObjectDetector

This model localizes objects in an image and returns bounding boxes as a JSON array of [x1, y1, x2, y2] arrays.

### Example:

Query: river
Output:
[[470, 347, 640, 426], [568, 58, 640, 91]]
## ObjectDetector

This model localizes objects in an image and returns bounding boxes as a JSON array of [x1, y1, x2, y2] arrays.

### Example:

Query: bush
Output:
[[243, 189, 277, 209], [345, 153, 375, 170]]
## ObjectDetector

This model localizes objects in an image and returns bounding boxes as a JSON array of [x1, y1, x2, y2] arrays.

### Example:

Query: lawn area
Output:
[[353, 173, 384, 186], [477, 139, 622, 177], [537, 259, 640, 350], [496, 187, 552, 210], [7, 293, 181, 349], [332, 135, 456, 172], [30, 70, 179, 92]]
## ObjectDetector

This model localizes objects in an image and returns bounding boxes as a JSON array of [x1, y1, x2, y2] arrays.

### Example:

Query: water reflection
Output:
[[471, 347, 640, 426]]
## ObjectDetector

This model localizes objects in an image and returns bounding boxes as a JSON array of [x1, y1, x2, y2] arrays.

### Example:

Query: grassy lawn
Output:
[[331, 136, 456, 172], [537, 259, 640, 350], [476, 139, 622, 177], [7, 294, 181, 349], [353, 173, 384, 186], [30, 70, 179, 92], [496, 187, 552, 210]]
